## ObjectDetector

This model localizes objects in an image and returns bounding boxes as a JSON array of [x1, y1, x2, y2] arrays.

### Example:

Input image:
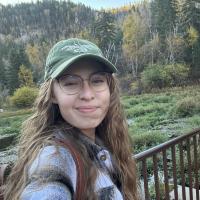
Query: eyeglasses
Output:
[[57, 72, 111, 95]]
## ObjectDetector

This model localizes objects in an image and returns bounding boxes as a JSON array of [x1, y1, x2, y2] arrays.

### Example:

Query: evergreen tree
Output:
[[0, 1, 95, 41], [7, 45, 30, 93], [0, 58, 6, 86], [151, 0, 177, 40], [180, 0, 200, 32], [92, 11, 117, 54], [180, 0, 200, 79], [150, 0, 178, 63]]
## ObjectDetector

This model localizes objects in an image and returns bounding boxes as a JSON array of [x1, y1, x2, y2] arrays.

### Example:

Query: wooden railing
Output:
[[134, 128, 200, 200]]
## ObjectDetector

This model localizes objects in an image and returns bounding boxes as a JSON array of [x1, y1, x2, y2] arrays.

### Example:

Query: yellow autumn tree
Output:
[[122, 12, 147, 59], [25, 42, 50, 81], [122, 11, 148, 77], [187, 26, 199, 46], [18, 64, 34, 87], [25, 43, 41, 67]]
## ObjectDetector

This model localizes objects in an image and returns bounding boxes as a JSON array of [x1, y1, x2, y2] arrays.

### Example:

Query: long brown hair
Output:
[[4, 75, 139, 200]]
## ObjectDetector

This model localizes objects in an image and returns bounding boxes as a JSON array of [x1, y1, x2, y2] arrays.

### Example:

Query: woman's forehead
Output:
[[63, 59, 105, 75]]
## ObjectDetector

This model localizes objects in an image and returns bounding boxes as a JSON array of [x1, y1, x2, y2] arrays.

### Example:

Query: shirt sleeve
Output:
[[20, 145, 77, 200]]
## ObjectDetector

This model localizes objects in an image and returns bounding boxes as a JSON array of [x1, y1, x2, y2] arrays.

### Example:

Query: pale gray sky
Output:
[[0, 0, 141, 9]]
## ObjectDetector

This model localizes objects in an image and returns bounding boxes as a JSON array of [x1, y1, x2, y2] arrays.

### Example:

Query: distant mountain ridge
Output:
[[0, 0, 132, 43], [0, 1, 97, 42]]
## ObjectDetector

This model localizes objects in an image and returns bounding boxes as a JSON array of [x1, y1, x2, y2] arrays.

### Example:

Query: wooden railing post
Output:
[[134, 128, 200, 200]]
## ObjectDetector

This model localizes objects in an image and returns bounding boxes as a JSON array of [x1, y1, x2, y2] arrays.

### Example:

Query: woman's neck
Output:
[[80, 128, 95, 141]]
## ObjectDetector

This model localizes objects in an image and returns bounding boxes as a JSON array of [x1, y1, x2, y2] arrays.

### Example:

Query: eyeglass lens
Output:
[[58, 72, 110, 95]]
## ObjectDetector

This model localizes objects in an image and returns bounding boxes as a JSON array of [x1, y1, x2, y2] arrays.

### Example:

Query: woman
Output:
[[5, 38, 139, 200]]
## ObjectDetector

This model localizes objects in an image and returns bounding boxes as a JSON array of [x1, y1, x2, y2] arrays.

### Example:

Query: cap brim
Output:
[[50, 54, 117, 79]]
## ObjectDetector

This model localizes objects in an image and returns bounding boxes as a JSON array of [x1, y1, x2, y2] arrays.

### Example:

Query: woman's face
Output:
[[52, 59, 111, 139]]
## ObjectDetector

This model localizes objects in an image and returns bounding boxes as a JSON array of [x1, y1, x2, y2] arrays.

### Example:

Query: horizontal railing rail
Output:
[[134, 128, 200, 200]]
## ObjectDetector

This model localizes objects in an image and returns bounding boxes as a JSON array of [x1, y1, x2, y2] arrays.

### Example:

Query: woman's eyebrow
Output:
[[59, 70, 107, 79]]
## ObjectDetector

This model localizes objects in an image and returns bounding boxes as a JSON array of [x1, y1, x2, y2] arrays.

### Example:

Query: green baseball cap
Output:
[[44, 38, 117, 80]]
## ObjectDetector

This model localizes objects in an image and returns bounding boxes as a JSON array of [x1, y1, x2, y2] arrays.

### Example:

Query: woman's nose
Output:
[[79, 80, 95, 100]]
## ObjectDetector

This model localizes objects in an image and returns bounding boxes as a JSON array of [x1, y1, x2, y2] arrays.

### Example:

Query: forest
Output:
[[0, 0, 200, 100]]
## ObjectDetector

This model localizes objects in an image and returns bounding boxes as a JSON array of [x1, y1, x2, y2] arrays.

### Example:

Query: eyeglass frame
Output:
[[56, 71, 112, 95]]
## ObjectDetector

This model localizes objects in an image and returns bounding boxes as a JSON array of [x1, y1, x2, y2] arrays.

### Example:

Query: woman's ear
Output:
[[51, 81, 58, 104], [51, 96, 58, 104], [51, 92, 58, 104]]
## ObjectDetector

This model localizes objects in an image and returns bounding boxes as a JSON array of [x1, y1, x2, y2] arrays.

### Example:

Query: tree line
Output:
[[0, 0, 199, 98]]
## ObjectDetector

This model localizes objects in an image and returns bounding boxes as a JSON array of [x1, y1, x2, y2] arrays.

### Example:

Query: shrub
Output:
[[121, 97, 140, 109], [10, 86, 38, 108], [173, 97, 200, 117], [0, 127, 20, 135], [151, 95, 171, 103], [130, 80, 143, 95], [0, 84, 9, 108], [141, 64, 171, 91], [118, 74, 134, 94], [0, 110, 31, 136], [165, 63, 189, 86], [126, 104, 166, 118], [149, 181, 172, 200], [141, 64, 189, 91], [132, 131, 168, 154]]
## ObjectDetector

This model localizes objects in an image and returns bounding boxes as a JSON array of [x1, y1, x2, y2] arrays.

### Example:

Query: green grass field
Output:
[[0, 109, 32, 136], [122, 85, 200, 153], [0, 86, 200, 153]]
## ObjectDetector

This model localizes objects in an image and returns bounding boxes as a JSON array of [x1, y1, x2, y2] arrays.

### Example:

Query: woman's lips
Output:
[[76, 106, 97, 113]]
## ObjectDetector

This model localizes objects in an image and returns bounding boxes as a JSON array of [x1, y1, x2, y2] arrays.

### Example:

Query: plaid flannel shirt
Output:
[[20, 132, 123, 200]]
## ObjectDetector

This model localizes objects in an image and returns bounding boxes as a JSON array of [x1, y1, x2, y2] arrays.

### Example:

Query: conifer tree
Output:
[[180, 0, 200, 32], [7, 45, 30, 93], [180, 0, 200, 78], [151, 0, 177, 40], [93, 11, 117, 53], [0, 58, 6, 86]]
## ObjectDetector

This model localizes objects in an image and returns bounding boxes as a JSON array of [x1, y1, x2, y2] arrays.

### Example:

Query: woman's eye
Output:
[[92, 79, 104, 83], [91, 74, 107, 84], [63, 81, 79, 86], [91, 76, 104, 83], [60, 77, 79, 86]]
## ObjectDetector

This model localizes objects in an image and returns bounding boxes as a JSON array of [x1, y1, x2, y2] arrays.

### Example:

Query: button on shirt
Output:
[[20, 132, 124, 200]]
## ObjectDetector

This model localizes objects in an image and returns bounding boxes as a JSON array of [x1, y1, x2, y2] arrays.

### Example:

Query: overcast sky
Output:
[[0, 0, 140, 9]]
